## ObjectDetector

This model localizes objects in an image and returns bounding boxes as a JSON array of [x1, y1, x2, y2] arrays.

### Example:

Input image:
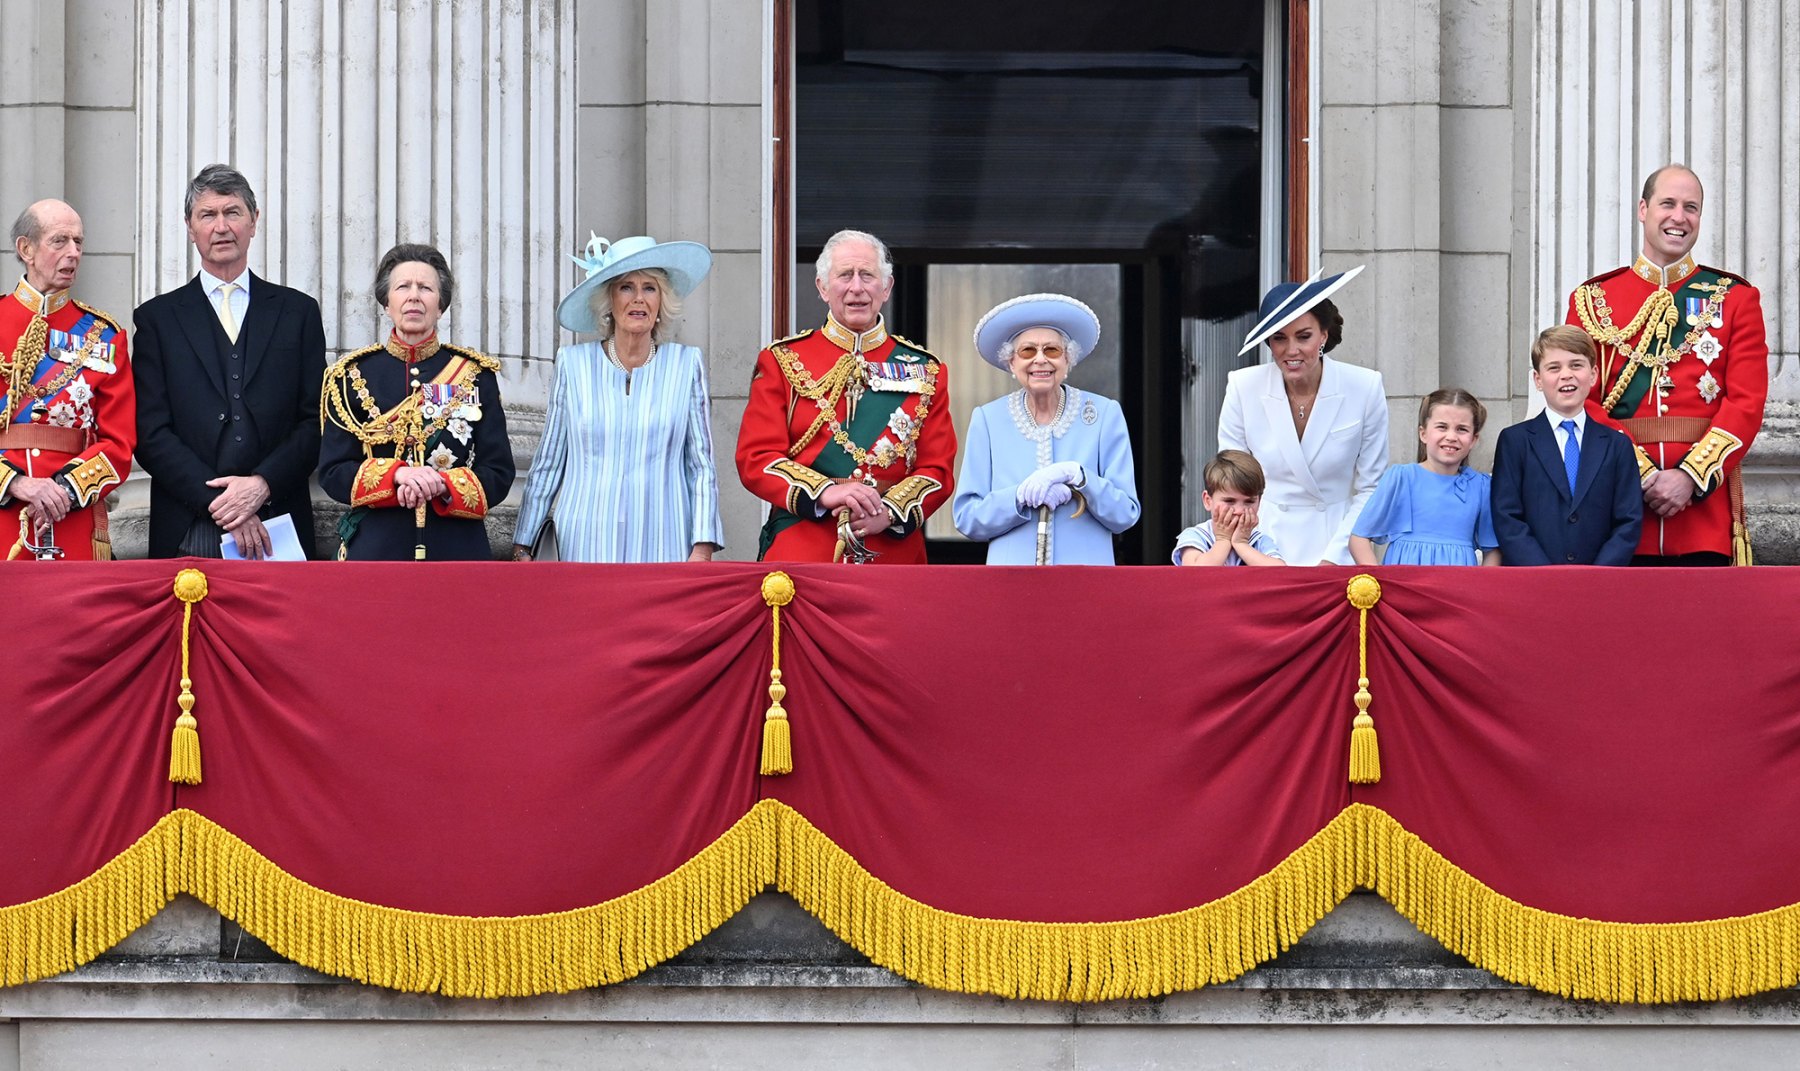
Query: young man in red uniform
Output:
[[1565, 165, 1767, 565], [736, 230, 956, 563], [1, 199, 135, 560]]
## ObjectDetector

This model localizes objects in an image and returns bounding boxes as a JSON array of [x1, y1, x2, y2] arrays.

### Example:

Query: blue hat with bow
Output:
[[1237, 264, 1364, 356], [556, 234, 713, 334]]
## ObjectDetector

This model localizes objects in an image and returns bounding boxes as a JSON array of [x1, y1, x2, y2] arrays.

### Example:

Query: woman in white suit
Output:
[[1216, 267, 1389, 565]]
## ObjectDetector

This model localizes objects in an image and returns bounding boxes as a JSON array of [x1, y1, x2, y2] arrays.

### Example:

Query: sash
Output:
[[758, 376, 917, 558]]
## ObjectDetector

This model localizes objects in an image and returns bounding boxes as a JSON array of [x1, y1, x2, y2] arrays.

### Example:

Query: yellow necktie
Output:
[[218, 282, 239, 342]]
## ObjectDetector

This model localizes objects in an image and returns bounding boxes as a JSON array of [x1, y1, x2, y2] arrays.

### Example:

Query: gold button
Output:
[[30, 448, 40, 457]]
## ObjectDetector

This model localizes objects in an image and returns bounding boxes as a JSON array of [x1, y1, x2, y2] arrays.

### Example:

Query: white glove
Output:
[[1042, 482, 1073, 510], [1016, 462, 1084, 509]]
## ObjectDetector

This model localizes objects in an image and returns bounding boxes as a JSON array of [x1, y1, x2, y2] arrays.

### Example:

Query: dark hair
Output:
[[1640, 163, 1702, 204], [373, 243, 455, 311], [184, 164, 259, 220], [1295, 299, 1346, 354], [1530, 324, 1596, 371], [1414, 388, 1488, 462], [1204, 449, 1265, 497]]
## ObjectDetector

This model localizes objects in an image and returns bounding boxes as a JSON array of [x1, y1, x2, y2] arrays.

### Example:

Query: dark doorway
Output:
[[794, 1, 1270, 563]]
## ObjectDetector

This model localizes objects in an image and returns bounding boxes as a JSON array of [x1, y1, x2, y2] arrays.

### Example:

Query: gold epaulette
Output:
[[326, 344, 386, 376], [764, 328, 815, 349], [890, 334, 941, 363], [1700, 265, 1755, 289], [441, 342, 503, 373], [1575, 266, 1632, 291], [70, 299, 123, 333]]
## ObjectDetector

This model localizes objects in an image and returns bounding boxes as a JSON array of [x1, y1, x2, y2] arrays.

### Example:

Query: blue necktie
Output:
[[1560, 419, 1579, 494]]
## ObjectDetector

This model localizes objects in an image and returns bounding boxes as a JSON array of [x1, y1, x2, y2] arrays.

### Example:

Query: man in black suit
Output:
[[134, 165, 326, 558]]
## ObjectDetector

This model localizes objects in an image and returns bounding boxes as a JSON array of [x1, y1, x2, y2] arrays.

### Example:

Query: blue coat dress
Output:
[[952, 387, 1140, 564]]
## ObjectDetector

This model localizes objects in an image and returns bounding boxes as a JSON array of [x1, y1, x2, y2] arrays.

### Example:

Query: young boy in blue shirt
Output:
[[1490, 326, 1643, 565]]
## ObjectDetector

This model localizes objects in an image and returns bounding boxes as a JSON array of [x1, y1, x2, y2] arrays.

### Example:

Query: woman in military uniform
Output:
[[320, 244, 514, 560]]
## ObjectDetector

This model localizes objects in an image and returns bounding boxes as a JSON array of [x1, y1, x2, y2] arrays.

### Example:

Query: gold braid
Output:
[[1, 316, 105, 425], [771, 343, 862, 458]]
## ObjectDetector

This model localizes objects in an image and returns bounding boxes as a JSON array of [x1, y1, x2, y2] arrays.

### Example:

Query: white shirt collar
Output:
[[200, 266, 251, 297], [1542, 407, 1586, 437]]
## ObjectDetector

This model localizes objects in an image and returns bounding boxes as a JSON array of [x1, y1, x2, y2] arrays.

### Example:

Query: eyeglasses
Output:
[[1014, 344, 1066, 360]]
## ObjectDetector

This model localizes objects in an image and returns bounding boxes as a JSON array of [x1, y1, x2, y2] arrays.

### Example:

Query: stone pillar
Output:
[[1316, 0, 1448, 465], [1530, 0, 1800, 560], [135, 0, 576, 383]]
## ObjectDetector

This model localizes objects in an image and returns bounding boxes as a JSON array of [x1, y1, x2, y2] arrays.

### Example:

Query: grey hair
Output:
[[590, 267, 683, 344], [9, 206, 39, 265], [184, 164, 259, 220], [998, 328, 1082, 366], [814, 229, 893, 285]]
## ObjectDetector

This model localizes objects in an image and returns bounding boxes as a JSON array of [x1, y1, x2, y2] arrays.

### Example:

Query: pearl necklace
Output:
[[605, 338, 656, 396]]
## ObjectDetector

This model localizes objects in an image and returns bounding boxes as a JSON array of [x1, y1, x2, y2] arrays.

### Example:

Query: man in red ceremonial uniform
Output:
[[737, 229, 956, 562], [2, 199, 135, 560], [1566, 165, 1767, 565]]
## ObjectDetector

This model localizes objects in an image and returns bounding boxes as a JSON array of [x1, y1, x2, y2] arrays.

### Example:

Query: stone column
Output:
[[1530, 0, 1800, 560], [136, 0, 576, 385], [1316, 0, 1448, 466]]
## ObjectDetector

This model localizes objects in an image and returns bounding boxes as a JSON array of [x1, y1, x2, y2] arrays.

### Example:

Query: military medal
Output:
[[1697, 371, 1721, 404]]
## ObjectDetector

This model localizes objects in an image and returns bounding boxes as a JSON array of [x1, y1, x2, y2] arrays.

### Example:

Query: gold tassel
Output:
[[1346, 574, 1382, 784], [1733, 520, 1754, 567], [760, 571, 796, 776], [169, 568, 210, 784]]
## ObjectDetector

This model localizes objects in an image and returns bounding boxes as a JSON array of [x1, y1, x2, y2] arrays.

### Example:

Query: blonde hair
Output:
[[1204, 449, 1265, 497], [591, 267, 683, 344]]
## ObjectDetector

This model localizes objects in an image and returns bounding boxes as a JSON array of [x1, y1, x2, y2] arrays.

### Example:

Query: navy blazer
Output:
[[133, 274, 326, 558], [1490, 413, 1642, 565]]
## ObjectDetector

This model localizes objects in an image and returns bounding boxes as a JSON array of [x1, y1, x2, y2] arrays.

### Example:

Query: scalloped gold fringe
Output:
[[768, 800, 1363, 1002], [0, 814, 181, 986], [9, 803, 1800, 1002], [2, 807, 775, 996]]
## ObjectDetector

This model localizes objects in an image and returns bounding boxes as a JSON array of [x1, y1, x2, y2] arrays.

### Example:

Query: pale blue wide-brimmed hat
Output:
[[556, 234, 713, 333], [972, 293, 1102, 371], [1236, 265, 1364, 356]]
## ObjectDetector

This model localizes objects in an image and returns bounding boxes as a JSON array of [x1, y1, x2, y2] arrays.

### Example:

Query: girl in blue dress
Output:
[[1349, 388, 1500, 566]]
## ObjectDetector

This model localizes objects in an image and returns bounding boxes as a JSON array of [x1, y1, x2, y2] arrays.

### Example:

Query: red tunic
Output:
[[1566, 255, 1767, 560], [1, 279, 136, 560], [736, 317, 955, 563]]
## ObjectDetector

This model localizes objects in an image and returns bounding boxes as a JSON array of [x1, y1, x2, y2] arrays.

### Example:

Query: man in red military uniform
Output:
[[737, 229, 955, 562], [2, 199, 135, 560], [1566, 165, 1767, 565]]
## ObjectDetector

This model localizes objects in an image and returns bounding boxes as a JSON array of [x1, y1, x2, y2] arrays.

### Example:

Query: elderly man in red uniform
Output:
[[2, 199, 135, 560], [737, 229, 955, 563], [1566, 165, 1767, 565]]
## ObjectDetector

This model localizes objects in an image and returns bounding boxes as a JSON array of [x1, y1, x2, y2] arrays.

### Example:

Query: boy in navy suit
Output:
[[1491, 326, 1643, 565]]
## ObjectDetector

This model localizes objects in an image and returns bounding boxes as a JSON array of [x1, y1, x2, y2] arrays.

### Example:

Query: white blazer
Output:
[[1216, 357, 1390, 565]]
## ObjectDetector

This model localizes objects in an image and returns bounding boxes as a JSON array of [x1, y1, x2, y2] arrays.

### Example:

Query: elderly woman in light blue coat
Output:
[[952, 294, 1140, 564]]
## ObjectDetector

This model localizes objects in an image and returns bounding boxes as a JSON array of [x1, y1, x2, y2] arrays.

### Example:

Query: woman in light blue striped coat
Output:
[[512, 236, 724, 562]]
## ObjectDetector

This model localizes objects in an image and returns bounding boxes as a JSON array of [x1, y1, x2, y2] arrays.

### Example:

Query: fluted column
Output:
[[1531, 0, 1800, 559], [136, 0, 576, 390]]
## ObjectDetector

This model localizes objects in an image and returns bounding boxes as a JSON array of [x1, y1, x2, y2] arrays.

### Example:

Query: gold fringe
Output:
[[1352, 804, 1800, 1003], [770, 800, 1363, 1002], [10, 804, 1800, 1002], [173, 806, 777, 996], [0, 815, 181, 986]]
